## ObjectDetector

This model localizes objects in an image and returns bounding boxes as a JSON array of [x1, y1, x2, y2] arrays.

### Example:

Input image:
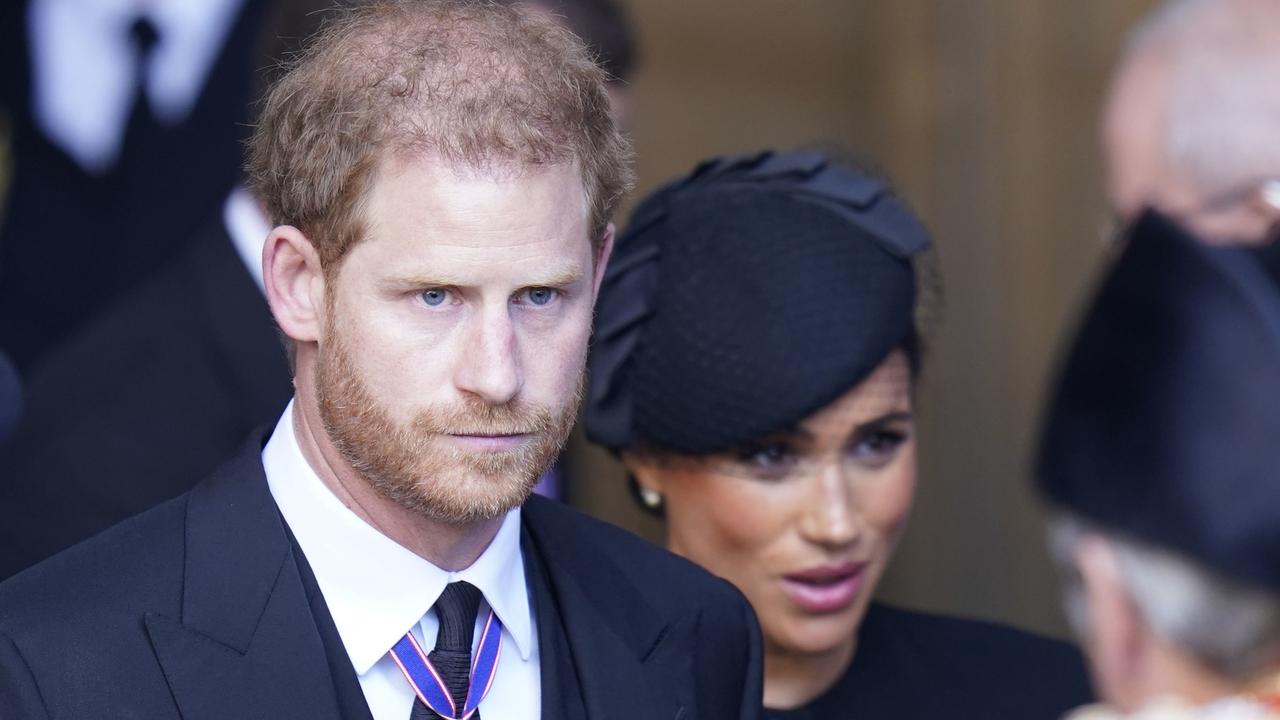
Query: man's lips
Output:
[[779, 562, 866, 614], [443, 433, 530, 451]]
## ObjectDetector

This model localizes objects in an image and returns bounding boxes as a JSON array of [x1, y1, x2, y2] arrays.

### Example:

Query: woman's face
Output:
[[630, 352, 917, 657]]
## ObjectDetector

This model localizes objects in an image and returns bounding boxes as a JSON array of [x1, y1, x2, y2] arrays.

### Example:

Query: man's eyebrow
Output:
[[382, 266, 585, 289], [528, 267, 585, 287]]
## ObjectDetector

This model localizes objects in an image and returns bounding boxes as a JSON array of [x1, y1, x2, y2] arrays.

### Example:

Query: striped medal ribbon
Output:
[[389, 610, 503, 720]]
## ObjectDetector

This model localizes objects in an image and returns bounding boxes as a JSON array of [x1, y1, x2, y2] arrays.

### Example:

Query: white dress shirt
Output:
[[264, 401, 542, 720], [29, 0, 246, 173]]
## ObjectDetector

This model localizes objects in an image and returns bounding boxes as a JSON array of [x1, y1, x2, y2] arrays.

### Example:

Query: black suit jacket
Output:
[[0, 220, 292, 581], [0, 435, 764, 719]]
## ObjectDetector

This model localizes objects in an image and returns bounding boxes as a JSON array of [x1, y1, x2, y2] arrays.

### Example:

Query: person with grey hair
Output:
[[1035, 211, 1280, 718], [1104, 0, 1280, 247]]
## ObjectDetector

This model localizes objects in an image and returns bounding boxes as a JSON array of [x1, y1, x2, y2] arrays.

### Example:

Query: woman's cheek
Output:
[[670, 471, 794, 573], [865, 454, 917, 540]]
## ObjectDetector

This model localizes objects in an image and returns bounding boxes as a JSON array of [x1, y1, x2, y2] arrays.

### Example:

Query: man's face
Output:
[[315, 158, 602, 524], [1104, 53, 1177, 224], [1104, 53, 1277, 245]]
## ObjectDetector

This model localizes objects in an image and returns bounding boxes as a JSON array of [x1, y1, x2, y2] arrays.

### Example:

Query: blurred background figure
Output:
[[0, 0, 636, 582], [0, 0, 269, 375], [1038, 212, 1280, 719], [586, 150, 1091, 718], [0, 0, 313, 580], [1103, 0, 1280, 247]]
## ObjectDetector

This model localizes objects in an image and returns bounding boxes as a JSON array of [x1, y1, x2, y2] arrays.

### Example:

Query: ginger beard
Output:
[[315, 308, 584, 525]]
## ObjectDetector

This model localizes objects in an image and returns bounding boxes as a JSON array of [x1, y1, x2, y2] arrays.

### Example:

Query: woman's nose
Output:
[[798, 461, 861, 548]]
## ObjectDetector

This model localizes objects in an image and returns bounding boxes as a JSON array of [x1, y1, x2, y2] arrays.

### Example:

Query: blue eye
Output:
[[420, 289, 448, 307], [523, 287, 557, 306]]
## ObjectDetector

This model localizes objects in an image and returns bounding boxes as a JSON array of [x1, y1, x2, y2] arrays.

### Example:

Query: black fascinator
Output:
[[586, 150, 931, 455]]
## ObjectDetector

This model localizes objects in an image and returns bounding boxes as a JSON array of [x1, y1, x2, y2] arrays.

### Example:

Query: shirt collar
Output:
[[263, 400, 534, 675]]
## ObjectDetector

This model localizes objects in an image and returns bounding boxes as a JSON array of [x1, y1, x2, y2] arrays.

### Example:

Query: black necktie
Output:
[[119, 16, 160, 167], [411, 582, 484, 720]]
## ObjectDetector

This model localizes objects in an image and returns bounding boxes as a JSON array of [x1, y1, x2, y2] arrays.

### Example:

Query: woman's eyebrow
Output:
[[853, 411, 914, 433]]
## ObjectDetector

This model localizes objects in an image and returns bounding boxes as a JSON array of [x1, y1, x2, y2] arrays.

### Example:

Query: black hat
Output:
[[586, 150, 931, 455], [1036, 211, 1280, 590]]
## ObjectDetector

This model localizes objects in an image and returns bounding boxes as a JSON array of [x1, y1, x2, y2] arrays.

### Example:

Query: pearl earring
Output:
[[639, 487, 663, 510]]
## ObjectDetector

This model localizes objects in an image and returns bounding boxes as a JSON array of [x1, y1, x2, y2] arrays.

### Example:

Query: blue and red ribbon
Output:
[[389, 610, 503, 720]]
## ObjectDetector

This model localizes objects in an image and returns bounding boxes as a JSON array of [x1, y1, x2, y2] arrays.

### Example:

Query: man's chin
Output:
[[375, 461, 545, 525], [407, 484, 538, 526]]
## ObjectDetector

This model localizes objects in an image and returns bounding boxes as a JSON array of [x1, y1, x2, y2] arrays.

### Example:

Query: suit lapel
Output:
[[145, 438, 343, 720], [523, 497, 692, 720]]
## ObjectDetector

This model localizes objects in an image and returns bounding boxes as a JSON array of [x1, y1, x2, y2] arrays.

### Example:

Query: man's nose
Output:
[[453, 304, 522, 404]]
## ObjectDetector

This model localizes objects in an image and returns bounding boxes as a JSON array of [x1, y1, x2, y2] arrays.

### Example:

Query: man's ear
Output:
[[1077, 534, 1147, 711], [263, 225, 326, 343], [591, 222, 616, 300]]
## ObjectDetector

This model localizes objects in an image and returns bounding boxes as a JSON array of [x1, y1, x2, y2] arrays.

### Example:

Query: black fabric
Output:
[[435, 583, 482, 653], [522, 522, 590, 720], [0, 218, 292, 581], [286, 523, 378, 720], [117, 17, 162, 181], [0, 0, 267, 373], [761, 604, 1091, 720], [1037, 211, 1280, 591], [0, 432, 764, 719], [0, 352, 19, 443], [586, 150, 927, 454], [1258, 239, 1280, 288], [417, 582, 483, 719]]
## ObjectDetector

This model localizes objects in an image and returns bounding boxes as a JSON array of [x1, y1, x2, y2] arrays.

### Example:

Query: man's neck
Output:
[[289, 391, 503, 572]]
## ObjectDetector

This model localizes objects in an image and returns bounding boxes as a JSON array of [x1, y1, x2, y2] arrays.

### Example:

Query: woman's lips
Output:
[[780, 563, 865, 614]]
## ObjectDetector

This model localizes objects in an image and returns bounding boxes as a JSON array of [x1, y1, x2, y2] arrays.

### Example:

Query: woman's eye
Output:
[[420, 288, 449, 307], [735, 441, 797, 470], [521, 287, 558, 306], [851, 429, 907, 460]]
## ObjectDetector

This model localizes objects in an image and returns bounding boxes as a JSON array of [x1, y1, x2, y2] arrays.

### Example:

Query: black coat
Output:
[[0, 0, 267, 372], [0, 435, 764, 719], [763, 603, 1093, 719], [0, 221, 292, 581]]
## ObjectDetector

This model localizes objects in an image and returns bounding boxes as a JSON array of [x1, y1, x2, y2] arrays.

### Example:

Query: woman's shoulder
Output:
[[830, 602, 1094, 717], [862, 602, 1082, 662]]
